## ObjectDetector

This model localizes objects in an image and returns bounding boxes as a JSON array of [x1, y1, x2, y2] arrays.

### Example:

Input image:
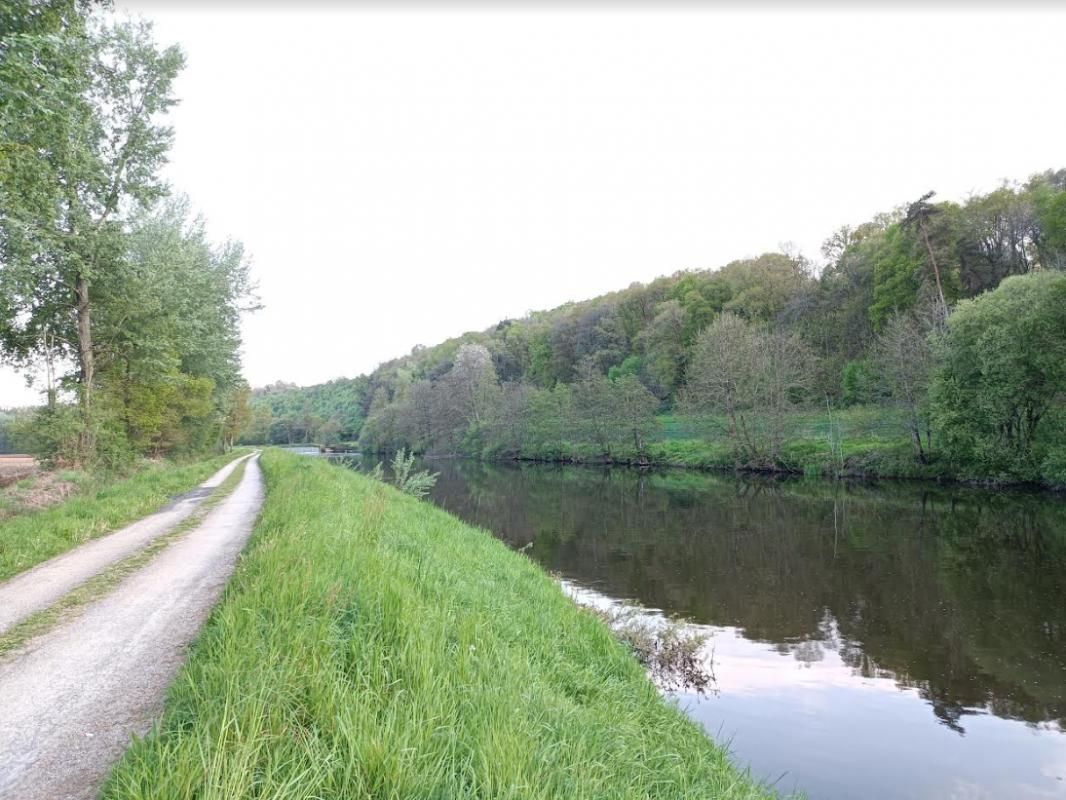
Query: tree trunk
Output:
[[44, 330, 57, 411], [911, 427, 926, 463], [918, 220, 948, 319], [75, 273, 95, 458], [123, 356, 134, 444]]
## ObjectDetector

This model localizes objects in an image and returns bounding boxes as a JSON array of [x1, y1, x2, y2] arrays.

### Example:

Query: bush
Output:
[[10, 406, 82, 466], [932, 272, 1066, 481], [840, 359, 874, 406]]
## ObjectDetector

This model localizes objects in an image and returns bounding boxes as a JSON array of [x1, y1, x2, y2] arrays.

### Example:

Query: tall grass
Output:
[[0, 450, 248, 582], [102, 450, 776, 799]]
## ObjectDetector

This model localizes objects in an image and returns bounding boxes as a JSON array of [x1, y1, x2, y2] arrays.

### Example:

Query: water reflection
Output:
[[412, 459, 1066, 799]]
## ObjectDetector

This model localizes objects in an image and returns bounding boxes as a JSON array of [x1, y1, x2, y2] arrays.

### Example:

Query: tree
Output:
[[571, 366, 659, 457], [683, 313, 813, 467], [611, 374, 660, 453], [412, 343, 503, 454], [88, 202, 252, 452], [902, 192, 948, 318], [1029, 169, 1066, 270], [718, 253, 812, 321], [931, 272, 1066, 479], [525, 384, 573, 454], [872, 309, 937, 461], [956, 185, 1038, 294], [869, 224, 923, 329], [635, 300, 687, 397], [0, 12, 185, 459], [447, 345, 497, 426], [572, 364, 615, 454], [488, 381, 531, 456]]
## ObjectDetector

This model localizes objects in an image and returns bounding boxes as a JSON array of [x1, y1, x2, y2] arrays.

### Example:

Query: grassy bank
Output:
[[102, 450, 774, 799], [491, 406, 961, 481], [0, 450, 249, 582]]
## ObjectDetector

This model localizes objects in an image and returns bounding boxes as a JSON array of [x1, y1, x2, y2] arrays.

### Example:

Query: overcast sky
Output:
[[3, 3, 1065, 405]]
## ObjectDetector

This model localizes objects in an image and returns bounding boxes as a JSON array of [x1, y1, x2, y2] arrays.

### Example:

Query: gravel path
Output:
[[0, 452, 252, 636], [0, 452, 264, 800]]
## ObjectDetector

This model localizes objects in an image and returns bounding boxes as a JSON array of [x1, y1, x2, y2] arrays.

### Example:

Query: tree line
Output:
[[257, 169, 1066, 484], [0, 1, 256, 466], [242, 378, 368, 446]]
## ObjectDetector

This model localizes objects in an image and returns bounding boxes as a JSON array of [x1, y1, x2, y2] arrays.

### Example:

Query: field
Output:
[[0, 455, 36, 488]]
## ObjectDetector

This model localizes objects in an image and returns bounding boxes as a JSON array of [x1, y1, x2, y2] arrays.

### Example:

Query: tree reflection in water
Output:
[[420, 459, 1066, 735]]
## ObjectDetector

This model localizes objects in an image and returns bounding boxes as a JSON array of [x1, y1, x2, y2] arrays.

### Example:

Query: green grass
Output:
[[0, 449, 250, 583], [102, 450, 776, 799], [512, 406, 960, 481]]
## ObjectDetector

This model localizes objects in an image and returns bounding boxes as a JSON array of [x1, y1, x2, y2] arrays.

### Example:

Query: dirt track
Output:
[[0, 452, 264, 800], [0, 452, 252, 636]]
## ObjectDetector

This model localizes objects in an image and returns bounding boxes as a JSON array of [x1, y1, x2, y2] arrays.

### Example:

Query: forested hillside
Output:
[[0, 2, 256, 466], [260, 171, 1066, 484], [243, 378, 368, 446]]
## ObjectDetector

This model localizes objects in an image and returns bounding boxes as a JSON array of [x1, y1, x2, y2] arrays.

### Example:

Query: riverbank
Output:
[[476, 406, 1066, 488], [502, 436, 952, 482], [0, 450, 250, 582], [102, 449, 776, 799]]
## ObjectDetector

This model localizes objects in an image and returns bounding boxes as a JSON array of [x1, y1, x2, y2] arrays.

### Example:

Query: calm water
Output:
[[382, 458, 1066, 800]]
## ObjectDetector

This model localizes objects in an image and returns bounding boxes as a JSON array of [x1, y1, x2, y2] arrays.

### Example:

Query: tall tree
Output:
[[873, 309, 937, 461], [0, 12, 184, 458], [683, 312, 813, 467], [902, 192, 948, 319]]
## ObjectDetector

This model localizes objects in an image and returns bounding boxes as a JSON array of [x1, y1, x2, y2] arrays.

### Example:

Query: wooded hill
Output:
[[244, 378, 368, 446], [250, 171, 1066, 483]]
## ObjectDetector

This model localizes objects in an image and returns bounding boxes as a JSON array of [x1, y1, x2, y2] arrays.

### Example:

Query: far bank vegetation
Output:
[[242, 174, 1066, 486]]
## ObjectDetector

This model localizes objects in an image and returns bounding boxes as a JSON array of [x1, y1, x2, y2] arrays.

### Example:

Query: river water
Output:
[[327, 451, 1066, 799]]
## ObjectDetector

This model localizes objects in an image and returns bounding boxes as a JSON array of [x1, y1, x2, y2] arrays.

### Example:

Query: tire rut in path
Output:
[[0, 453, 264, 800], [0, 452, 252, 637]]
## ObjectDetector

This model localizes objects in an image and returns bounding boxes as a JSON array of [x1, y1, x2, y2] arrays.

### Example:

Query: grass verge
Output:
[[0, 449, 250, 583], [102, 450, 775, 799], [492, 407, 965, 482], [0, 458, 250, 658]]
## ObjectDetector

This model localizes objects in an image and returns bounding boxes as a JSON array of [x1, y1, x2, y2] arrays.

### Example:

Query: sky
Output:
[[3, 3, 1065, 405]]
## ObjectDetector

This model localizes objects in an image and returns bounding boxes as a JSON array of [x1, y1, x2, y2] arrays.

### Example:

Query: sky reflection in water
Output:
[[413, 458, 1066, 800]]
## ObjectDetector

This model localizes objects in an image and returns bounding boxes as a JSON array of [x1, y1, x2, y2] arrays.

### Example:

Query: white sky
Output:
[[3, 4, 1065, 406]]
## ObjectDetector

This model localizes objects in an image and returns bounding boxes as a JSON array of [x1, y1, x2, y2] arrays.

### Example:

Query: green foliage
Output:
[[635, 299, 687, 396], [1037, 191, 1066, 263], [1030, 170, 1066, 269], [607, 354, 641, 382], [932, 272, 1066, 480], [0, 409, 21, 453], [101, 451, 774, 799], [683, 313, 813, 467], [9, 405, 81, 465], [245, 377, 368, 445], [869, 224, 923, 328], [387, 447, 439, 497], [872, 310, 938, 461], [572, 371, 661, 455], [1042, 444, 1066, 488], [718, 252, 810, 320], [0, 6, 252, 465], [840, 360, 874, 406], [670, 272, 729, 341], [259, 168, 1065, 483]]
